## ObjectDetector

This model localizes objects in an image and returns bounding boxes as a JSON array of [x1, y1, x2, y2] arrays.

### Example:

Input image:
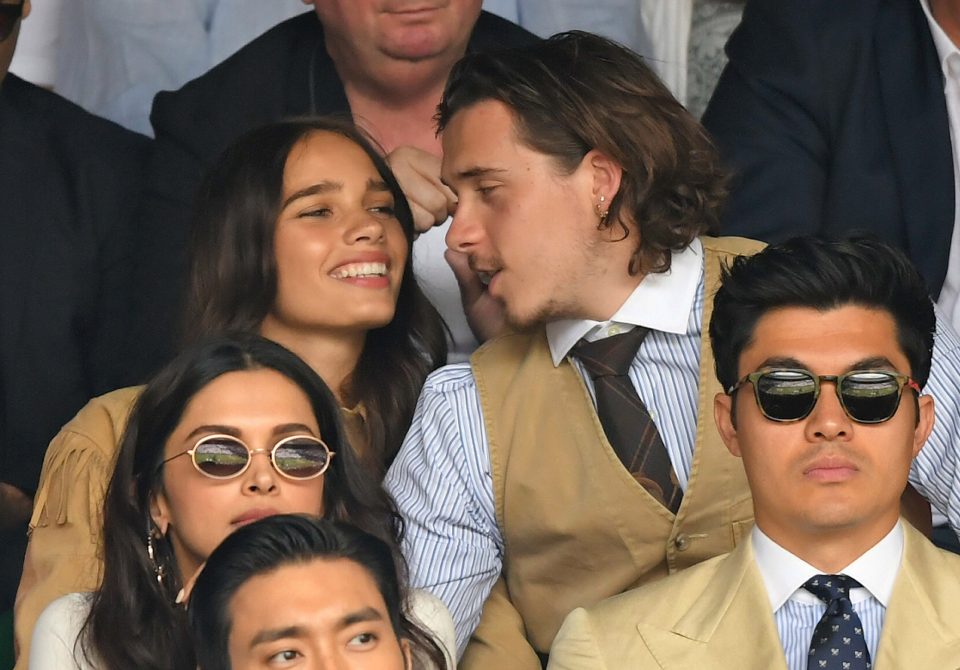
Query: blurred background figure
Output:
[[10, 0, 306, 135]]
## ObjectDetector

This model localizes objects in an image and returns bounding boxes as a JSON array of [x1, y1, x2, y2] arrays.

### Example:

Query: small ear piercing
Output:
[[596, 194, 609, 223]]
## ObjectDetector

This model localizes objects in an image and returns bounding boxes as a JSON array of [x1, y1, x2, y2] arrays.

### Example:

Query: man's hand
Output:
[[445, 249, 508, 343], [387, 146, 458, 234], [0, 482, 33, 530]]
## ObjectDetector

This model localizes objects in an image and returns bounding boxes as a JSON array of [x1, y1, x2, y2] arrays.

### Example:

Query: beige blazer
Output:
[[548, 522, 960, 669]]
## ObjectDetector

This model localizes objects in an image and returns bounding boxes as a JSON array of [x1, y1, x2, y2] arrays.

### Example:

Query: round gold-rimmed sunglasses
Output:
[[161, 434, 335, 480]]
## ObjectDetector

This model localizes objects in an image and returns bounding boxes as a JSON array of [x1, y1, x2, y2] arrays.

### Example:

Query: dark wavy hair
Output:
[[189, 515, 447, 670], [181, 117, 447, 472], [710, 237, 936, 393], [437, 31, 726, 275], [82, 334, 404, 670]]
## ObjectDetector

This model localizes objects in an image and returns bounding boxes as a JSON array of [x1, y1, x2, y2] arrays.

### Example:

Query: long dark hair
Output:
[[182, 117, 447, 472], [189, 515, 447, 670], [82, 334, 404, 670]]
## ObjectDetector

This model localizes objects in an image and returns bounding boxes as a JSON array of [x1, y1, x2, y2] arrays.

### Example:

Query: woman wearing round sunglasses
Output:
[[15, 117, 449, 663], [28, 335, 452, 669]]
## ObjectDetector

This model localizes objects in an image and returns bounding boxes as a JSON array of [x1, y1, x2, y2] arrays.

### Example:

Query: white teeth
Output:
[[330, 262, 388, 279]]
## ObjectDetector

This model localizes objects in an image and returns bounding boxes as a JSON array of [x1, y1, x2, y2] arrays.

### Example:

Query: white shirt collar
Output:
[[752, 521, 903, 612], [920, 0, 960, 76], [545, 238, 704, 366]]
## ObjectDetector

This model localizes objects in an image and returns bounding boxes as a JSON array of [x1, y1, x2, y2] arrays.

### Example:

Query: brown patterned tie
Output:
[[573, 328, 683, 513]]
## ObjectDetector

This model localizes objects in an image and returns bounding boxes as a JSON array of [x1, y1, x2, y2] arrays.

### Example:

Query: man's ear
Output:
[[912, 394, 935, 459], [714, 392, 742, 457], [584, 149, 623, 212]]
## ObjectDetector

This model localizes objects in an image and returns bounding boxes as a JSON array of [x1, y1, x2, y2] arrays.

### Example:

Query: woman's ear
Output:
[[400, 638, 413, 670], [149, 490, 171, 536]]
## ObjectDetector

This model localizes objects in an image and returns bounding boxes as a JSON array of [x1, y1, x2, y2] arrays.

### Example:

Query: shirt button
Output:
[[607, 325, 622, 336], [674, 533, 690, 551]]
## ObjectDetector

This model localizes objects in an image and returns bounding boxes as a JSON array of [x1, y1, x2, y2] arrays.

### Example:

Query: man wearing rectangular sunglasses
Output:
[[549, 237, 960, 669]]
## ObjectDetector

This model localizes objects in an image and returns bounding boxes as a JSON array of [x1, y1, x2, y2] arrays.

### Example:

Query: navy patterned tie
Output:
[[573, 328, 682, 513], [803, 574, 871, 670]]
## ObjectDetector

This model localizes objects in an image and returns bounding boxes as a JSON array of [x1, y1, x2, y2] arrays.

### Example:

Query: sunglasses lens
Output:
[[274, 437, 330, 479], [755, 369, 817, 421], [193, 437, 249, 478], [840, 371, 903, 423]]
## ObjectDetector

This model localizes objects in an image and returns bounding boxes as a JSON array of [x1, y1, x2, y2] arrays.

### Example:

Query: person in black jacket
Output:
[[702, 0, 954, 298], [0, 0, 150, 609], [130, 2, 538, 374]]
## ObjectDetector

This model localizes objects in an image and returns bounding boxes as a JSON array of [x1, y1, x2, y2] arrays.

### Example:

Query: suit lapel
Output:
[[637, 539, 789, 669], [875, 0, 954, 295], [874, 524, 960, 669]]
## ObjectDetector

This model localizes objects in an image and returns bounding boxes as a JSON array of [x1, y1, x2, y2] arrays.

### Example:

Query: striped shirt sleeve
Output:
[[385, 363, 504, 654], [909, 303, 960, 532]]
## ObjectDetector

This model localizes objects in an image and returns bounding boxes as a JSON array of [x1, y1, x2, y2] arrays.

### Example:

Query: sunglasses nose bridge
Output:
[[805, 376, 855, 436], [240, 446, 283, 492]]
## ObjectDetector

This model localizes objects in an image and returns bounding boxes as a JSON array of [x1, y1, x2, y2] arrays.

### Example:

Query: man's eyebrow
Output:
[[282, 181, 342, 209], [455, 166, 508, 180], [340, 607, 384, 628], [754, 356, 901, 374], [250, 625, 308, 647], [757, 356, 806, 370], [847, 356, 898, 372]]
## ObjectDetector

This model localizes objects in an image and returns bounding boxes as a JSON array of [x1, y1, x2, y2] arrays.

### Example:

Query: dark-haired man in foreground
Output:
[[550, 238, 960, 669]]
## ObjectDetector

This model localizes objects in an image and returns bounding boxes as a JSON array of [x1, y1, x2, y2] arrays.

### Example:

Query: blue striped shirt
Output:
[[385, 243, 960, 654]]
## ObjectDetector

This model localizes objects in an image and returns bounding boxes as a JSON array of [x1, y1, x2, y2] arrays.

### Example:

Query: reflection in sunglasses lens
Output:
[[757, 370, 817, 421], [274, 438, 328, 479], [841, 373, 901, 423], [195, 438, 249, 477]]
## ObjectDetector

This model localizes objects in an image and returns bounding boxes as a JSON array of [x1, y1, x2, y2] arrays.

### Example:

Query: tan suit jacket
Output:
[[548, 523, 960, 669]]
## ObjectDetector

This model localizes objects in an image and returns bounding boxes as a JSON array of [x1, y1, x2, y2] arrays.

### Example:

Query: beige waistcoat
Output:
[[469, 236, 764, 656]]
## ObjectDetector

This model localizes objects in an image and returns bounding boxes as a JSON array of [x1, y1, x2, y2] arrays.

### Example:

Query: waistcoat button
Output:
[[674, 533, 690, 551]]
